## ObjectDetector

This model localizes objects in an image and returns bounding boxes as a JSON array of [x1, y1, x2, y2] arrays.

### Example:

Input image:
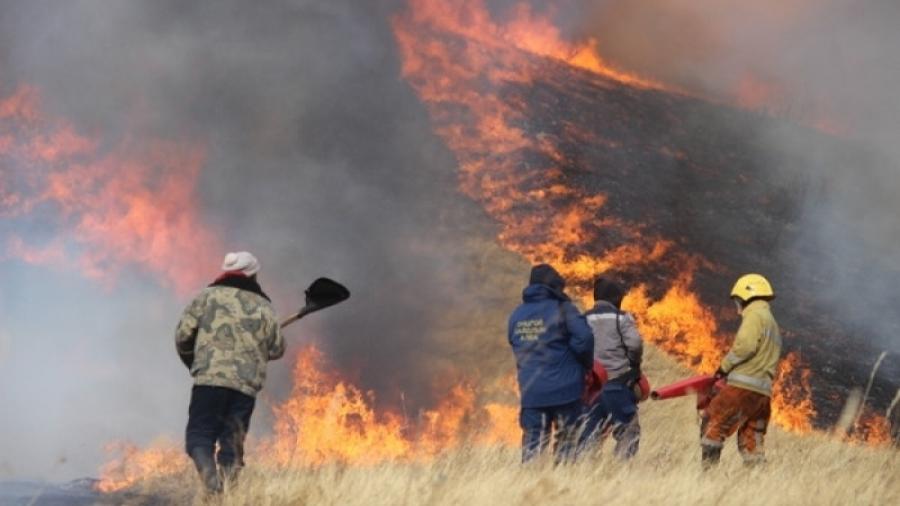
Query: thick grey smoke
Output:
[[0, 0, 521, 481]]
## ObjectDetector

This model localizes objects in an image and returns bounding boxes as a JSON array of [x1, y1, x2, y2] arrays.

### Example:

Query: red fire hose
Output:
[[583, 360, 651, 405], [650, 375, 726, 410]]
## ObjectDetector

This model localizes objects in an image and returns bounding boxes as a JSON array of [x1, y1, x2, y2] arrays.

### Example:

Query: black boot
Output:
[[700, 444, 722, 470], [189, 448, 222, 494], [219, 463, 243, 490]]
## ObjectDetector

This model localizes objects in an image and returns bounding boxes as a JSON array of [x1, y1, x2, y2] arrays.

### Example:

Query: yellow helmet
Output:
[[730, 273, 774, 302]]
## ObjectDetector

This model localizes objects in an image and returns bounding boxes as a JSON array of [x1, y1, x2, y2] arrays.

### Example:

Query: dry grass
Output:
[[105, 239, 898, 505], [113, 345, 899, 506]]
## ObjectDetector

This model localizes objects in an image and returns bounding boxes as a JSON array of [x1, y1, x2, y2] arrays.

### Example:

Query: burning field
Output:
[[392, 0, 900, 437], [90, 344, 900, 505], [1, 0, 900, 504]]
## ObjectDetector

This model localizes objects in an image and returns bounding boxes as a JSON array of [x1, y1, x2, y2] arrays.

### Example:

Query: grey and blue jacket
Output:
[[585, 301, 643, 382]]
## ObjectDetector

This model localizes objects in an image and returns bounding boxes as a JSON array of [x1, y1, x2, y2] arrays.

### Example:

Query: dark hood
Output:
[[524, 264, 569, 302], [529, 264, 565, 291], [210, 272, 271, 302], [593, 276, 625, 309]]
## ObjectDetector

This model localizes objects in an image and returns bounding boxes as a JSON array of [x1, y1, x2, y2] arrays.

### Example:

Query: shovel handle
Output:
[[280, 314, 301, 328], [279, 305, 317, 329]]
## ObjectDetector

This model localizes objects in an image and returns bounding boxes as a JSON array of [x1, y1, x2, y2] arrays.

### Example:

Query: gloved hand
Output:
[[625, 368, 642, 389], [713, 367, 727, 380], [178, 351, 194, 369]]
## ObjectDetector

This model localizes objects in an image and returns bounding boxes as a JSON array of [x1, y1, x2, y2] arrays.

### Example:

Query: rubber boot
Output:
[[611, 416, 641, 460], [700, 444, 722, 470], [740, 450, 766, 467], [189, 448, 222, 494], [219, 463, 243, 491]]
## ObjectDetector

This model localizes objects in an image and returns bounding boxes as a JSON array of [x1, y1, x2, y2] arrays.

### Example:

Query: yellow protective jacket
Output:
[[719, 300, 782, 397]]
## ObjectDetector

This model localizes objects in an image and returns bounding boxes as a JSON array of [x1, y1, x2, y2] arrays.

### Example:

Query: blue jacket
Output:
[[508, 284, 594, 408]]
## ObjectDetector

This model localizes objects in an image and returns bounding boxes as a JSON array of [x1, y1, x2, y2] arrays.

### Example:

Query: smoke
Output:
[[556, 0, 900, 340], [0, 326, 8, 371], [564, 0, 898, 135], [0, 0, 521, 480]]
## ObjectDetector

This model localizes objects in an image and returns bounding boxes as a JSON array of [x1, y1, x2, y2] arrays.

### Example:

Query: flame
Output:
[[265, 346, 517, 466], [848, 409, 892, 446], [0, 84, 219, 294], [264, 346, 412, 465], [395, 0, 676, 289], [771, 352, 816, 432], [392, 0, 849, 440], [395, 0, 729, 373], [98, 345, 519, 491], [96, 439, 188, 493], [93, 343, 882, 492], [501, 4, 666, 90], [623, 270, 726, 374]]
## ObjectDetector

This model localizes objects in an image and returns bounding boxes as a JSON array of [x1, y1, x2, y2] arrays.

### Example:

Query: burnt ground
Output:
[[0, 479, 172, 505], [491, 61, 900, 432]]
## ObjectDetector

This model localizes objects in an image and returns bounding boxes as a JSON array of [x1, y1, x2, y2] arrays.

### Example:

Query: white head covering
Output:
[[221, 251, 260, 276]]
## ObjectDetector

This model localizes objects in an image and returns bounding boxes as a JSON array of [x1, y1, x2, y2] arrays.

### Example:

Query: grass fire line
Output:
[[95, 346, 899, 505], [93, 253, 895, 501]]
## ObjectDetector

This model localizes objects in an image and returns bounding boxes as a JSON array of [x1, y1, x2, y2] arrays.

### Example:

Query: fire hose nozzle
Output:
[[650, 375, 728, 410]]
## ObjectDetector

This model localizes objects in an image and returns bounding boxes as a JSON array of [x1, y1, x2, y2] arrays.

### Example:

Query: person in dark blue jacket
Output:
[[508, 264, 594, 463]]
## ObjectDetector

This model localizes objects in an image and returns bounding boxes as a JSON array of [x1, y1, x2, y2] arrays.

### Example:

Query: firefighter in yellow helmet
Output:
[[700, 274, 782, 468]]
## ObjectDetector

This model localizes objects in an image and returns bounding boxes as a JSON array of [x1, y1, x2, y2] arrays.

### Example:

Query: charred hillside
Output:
[[502, 63, 900, 427], [393, 0, 900, 437]]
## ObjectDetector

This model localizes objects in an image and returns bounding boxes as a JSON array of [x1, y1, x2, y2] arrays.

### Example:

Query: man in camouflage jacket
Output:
[[175, 251, 284, 493]]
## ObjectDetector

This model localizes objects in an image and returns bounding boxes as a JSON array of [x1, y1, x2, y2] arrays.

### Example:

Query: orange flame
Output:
[[771, 352, 816, 432], [0, 84, 219, 294], [848, 409, 892, 446], [395, 0, 730, 372], [623, 270, 726, 374], [98, 345, 519, 491], [264, 346, 412, 465], [96, 439, 188, 493], [265, 346, 517, 466], [392, 0, 844, 440]]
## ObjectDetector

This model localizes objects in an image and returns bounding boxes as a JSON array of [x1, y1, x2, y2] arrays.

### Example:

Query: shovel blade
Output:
[[305, 277, 350, 308], [280, 278, 350, 328]]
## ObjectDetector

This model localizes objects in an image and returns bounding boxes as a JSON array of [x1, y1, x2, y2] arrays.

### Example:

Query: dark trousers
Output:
[[578, 382, 640, 459], [185, 385, 256, 490], [520, 401, 580, 464]]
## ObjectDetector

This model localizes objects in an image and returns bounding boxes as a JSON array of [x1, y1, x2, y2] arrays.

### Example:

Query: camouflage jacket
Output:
[[175, 282, 285, 397]]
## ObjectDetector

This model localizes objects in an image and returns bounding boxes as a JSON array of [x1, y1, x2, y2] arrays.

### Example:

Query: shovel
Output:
[[280, 277, 351, 328], [178, 277, 349, 369]]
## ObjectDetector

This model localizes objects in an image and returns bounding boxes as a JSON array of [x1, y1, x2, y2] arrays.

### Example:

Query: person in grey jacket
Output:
[[578, 277, 643, 459]]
